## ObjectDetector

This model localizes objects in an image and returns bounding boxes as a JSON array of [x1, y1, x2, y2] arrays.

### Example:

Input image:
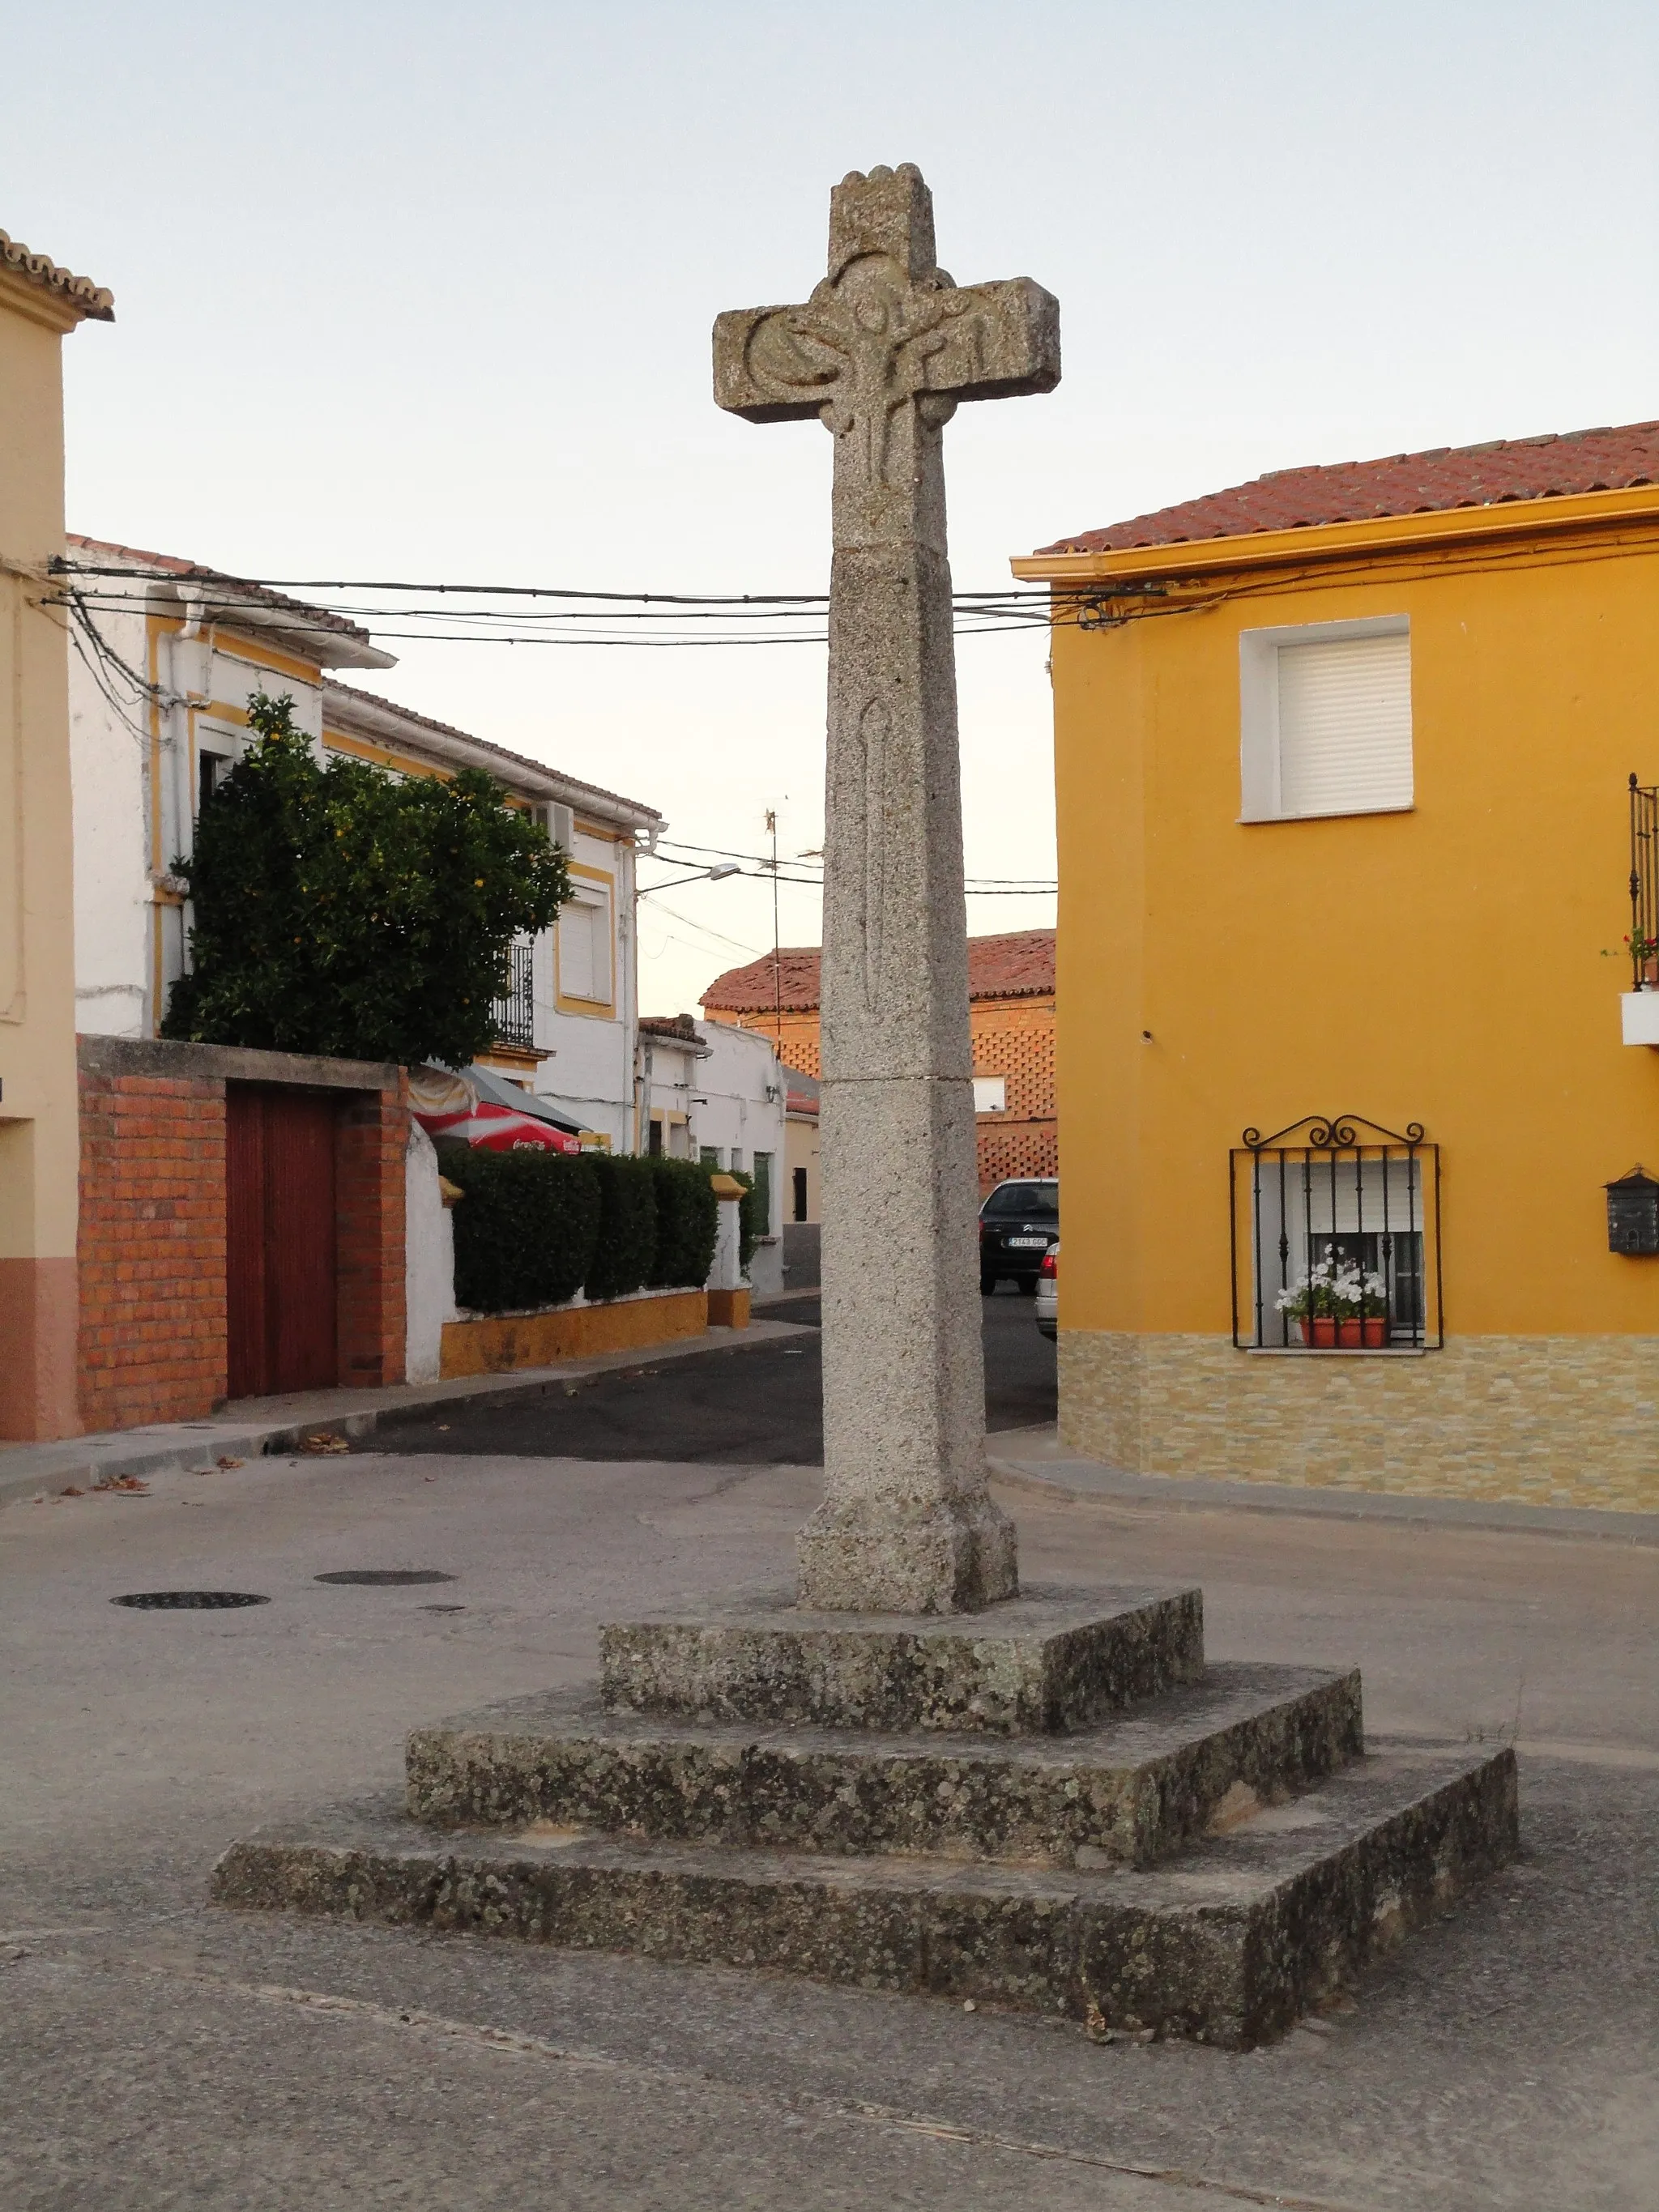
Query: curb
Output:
[[0, 1319, 813, 1511], [985, 1452, 1659, 1548]]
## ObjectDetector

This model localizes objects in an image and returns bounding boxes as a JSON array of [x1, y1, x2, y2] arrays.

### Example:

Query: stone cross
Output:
[[714, 164, 1060, 1613]]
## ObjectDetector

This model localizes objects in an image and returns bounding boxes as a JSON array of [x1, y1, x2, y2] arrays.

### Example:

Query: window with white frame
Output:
[[557, 884, 612, 1005], [1239, 617, 1412, 822]]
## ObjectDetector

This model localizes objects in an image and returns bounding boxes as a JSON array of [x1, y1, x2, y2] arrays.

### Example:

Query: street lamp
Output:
[[637, 861, 740, 897]]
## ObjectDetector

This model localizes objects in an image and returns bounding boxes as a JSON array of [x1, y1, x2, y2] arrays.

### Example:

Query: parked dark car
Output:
[[979, 1177, 1060, 1294]]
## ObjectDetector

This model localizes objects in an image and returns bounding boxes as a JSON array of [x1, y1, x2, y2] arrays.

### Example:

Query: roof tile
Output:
[[702, 930, 1055, 1013], [1038, 420, 1659, 556], [0, 229, 113, 320]]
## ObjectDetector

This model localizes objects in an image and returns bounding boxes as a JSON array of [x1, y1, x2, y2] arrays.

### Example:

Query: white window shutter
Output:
[[560, 901, 595, 1000], [544, 801, 575, 852], [1276, 633, 1412, 817], [559, 889, 610, 1003]]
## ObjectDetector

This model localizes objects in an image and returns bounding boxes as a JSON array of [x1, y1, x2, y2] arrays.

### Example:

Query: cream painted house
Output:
[[0, 234, 112, 1438], [63, 543, 662, 1150], [638, 1013, 787, 1294]]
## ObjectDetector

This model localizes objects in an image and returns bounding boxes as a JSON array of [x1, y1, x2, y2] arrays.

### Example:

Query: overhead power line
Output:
[[49, 560, 1074, 649]]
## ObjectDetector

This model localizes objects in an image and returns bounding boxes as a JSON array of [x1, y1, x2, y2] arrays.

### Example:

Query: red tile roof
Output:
[[1037, 421, 1659, 556], [702, 930, 1055, 1014], [65, 535, 377, 649]]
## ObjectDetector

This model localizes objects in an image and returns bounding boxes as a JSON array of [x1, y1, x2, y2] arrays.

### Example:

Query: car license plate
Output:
[[1008, 1236, 1048, 1248]]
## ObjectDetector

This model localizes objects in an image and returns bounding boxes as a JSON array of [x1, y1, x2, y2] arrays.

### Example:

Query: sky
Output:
[[6, 2, 1658, 1012]]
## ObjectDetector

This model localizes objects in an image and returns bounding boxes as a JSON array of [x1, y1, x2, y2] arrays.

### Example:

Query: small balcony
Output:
[[492, 937, 537, 1052], [1623, 778, 1659, 1045]]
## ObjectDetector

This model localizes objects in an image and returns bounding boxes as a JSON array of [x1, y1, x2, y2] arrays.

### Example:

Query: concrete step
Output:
[[211, 1744, 1517, 2048], [406, 1661, 1363, 1870], [599, 1580, 1205, 1736]]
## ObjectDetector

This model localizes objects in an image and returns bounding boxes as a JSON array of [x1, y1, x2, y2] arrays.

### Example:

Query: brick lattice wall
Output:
[[724, 1008, 821, 1078], [77, 1064, 228, 1428], [721, 996, 1056, 1188], [970, 997, 1057, 1189]]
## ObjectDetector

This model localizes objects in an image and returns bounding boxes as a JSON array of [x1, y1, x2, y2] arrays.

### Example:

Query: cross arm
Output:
[[714, 276, 1060, 424]]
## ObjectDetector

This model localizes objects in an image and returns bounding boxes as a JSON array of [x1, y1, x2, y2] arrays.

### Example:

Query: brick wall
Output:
[[335, 1078, 409, 1387], [970, 996, 1057, 1190], [78, 1060, 228, 1430], [75, 1037, 407, 1434], [721, 1008, 821, 1078], [719, 995, 1056, 1190]]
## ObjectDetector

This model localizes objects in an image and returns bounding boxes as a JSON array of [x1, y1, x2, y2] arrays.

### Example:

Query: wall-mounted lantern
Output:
[[1606, 1166, 1659, 1255]]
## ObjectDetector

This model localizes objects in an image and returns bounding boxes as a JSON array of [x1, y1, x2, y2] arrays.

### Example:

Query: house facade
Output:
[[701, 930, 1056, 1193], [638, 1012, 787, 1294], [0, 232, 112, 1439], [63, 543, 661, 1152], [1013, 423, 1659, 1514]]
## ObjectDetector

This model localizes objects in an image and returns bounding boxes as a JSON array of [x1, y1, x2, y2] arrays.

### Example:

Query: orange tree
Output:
[[163, 693, 569, 1066]]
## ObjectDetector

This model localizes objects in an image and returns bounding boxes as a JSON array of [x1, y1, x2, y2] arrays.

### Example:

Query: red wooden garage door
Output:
[[226, 1085, 339, 1399]]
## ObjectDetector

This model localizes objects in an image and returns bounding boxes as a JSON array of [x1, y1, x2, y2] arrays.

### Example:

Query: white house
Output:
[[638, 1013, 788, 1294], [64, 538, 663, 1150]]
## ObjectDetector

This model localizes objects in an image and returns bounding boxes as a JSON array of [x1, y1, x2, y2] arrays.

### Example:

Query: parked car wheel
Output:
[[980, 1266, 998, 1295]]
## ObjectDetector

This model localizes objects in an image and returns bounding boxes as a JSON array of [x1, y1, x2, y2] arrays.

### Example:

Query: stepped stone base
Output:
[[211, 1575, 1519, 2043], [599, 1582, 1205, 1735], [407, 1662, 1363, 1869], [212, 1747, 1517, 2048]]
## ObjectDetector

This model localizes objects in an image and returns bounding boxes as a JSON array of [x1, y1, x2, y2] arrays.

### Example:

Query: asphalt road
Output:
[[363, 1286, 1056, 1463], [2, 1443, 1654, 2209]]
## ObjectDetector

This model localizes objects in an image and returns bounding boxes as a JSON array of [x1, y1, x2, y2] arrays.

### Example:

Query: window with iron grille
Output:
[[1629, 775, 1659, 987], [491, 936, 536, 1050], [1230, 1115, 1442, 1349]]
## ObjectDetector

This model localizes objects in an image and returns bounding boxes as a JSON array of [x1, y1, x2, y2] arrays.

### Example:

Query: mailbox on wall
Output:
[[1606, 1167, 1659, 1255]]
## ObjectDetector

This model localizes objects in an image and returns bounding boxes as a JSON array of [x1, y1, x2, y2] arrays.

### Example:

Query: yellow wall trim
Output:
[[440, 1289, 707, 1376], [1013, 483, 1659, 586]]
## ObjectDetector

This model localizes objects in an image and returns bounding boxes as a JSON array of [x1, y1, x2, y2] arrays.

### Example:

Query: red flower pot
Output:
[[1302, 1315, 1388, 1348]]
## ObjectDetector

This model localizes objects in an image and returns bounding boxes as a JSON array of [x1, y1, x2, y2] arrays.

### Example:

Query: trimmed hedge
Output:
[[582, 1153, 659, 1303], [647, 1157, 720, 1288], [721, 1167, 760, 1273], [440, 1144, 599, 1315]]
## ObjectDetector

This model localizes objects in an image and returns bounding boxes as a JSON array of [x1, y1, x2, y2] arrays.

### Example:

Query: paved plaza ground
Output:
[[2, 1309, 1655, 2210]]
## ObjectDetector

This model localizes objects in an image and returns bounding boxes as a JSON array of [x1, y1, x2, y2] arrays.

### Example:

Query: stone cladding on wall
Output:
[[77, 1059, 228, 1430], [1059, 1328, 1659, 1513]]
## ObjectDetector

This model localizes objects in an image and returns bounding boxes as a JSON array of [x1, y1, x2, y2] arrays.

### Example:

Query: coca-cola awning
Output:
[[408, 1063, 582, 1155]]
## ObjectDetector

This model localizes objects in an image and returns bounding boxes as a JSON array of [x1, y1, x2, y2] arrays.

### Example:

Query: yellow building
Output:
[[1013, 424, 1659, 1514], [0, 232, 111, 1439]]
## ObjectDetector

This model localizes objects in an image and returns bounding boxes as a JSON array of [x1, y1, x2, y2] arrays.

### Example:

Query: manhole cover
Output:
[[314, 1570, 456, 1587], [113, 1591, 271, 1610]]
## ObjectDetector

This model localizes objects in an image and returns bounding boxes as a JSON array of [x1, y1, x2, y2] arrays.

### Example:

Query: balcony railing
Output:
[[491, 938, 536, 1051], [1630, 776, 1659, 987]]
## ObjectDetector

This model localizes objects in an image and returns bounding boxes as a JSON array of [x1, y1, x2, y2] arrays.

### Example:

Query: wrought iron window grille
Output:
[[1628, 776, 1658, 988], [1230, 1115, 1444, 1351], [491, 936, 537, 1051]]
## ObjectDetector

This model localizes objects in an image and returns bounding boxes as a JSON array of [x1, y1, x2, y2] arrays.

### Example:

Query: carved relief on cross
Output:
[[714, 164, 1059, 546]]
